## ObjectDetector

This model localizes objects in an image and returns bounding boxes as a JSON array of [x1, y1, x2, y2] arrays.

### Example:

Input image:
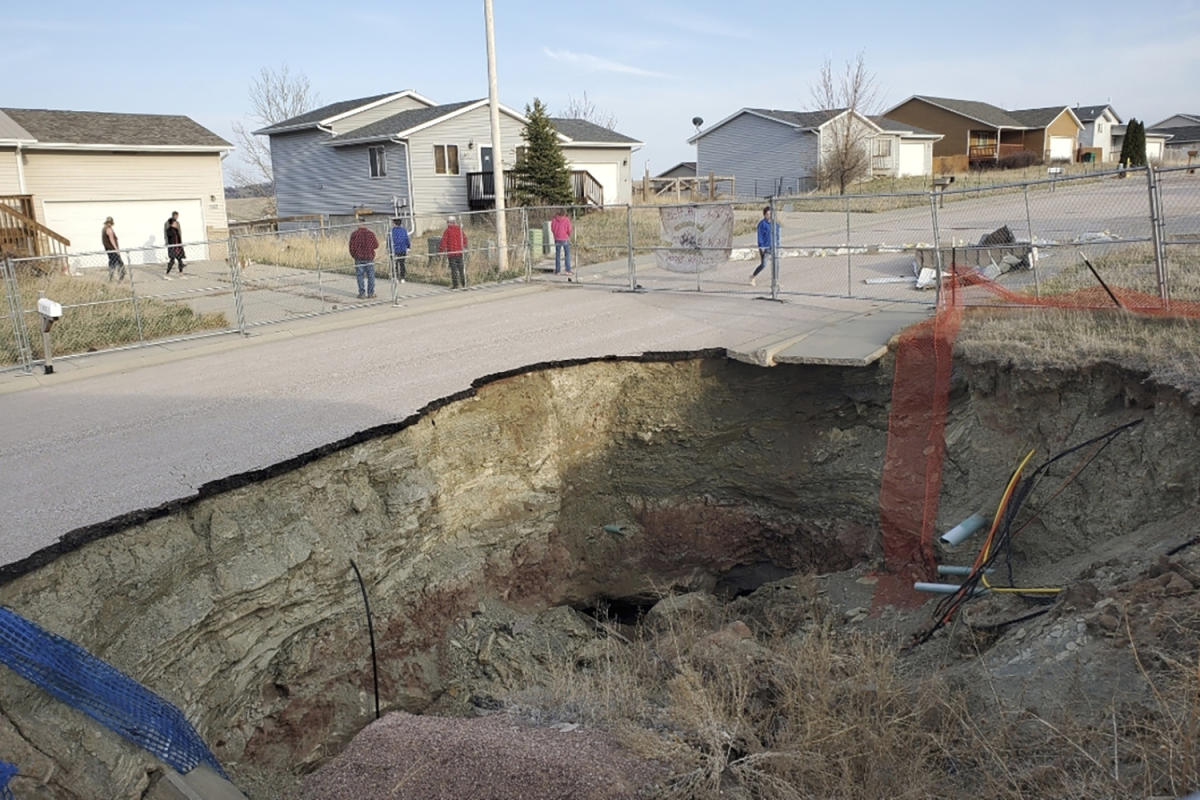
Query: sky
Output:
[[6, 0, 1199, 184]]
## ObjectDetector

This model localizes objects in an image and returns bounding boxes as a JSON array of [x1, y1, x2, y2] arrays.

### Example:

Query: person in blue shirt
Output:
[[390, 217, 411, 282], [750, 206, 779, 287]]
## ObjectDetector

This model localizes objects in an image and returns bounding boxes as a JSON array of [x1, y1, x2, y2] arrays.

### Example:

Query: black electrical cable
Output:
[[966, 606, 1051, 632], [912, 418, 1144, 648], [349, 559, 381, 720]]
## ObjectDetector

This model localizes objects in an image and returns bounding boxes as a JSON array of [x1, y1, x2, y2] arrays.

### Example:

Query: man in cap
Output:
[[439, 216, 468, 289]]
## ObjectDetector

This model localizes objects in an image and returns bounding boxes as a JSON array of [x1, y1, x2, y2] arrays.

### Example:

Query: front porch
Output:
[[467, 170, 604, 210], [968, 130, 1032, 164]]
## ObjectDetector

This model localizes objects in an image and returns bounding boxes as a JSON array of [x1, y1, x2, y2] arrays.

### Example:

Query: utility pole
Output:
[[484, 0, 508, 273]]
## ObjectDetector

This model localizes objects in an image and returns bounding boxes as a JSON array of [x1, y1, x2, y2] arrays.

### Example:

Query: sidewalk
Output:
[[0, 278, 929, 567]]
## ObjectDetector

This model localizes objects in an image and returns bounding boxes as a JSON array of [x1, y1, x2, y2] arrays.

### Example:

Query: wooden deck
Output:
[[467, 170, 604, 210]]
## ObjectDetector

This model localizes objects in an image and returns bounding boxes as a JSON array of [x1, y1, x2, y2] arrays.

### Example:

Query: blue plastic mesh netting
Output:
[[0, 607, 224, 778], [0, 760, 16, 799]]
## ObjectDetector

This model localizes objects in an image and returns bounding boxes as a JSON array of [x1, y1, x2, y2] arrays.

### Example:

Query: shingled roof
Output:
[[1009, 106, 1076, 128], [1073, 104, 1122, 123], [909, 96, 1028, 128], [746, 108, 847, 129], [328, 100, 483, 145], [255, 92, 402, 135], [549, 117, 642, 145], [0, 108, 229, 148]]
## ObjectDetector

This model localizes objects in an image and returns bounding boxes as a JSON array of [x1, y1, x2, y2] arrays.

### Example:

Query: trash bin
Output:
[[427, 236, 443, 270], [541, 222, 553, 256]]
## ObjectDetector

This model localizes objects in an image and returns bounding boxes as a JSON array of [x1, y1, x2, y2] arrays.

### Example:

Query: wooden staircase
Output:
[[0, 195, 70, 264]]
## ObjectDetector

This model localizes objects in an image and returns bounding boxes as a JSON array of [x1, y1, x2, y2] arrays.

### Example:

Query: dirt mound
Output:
[[293, 712, 664, 800]]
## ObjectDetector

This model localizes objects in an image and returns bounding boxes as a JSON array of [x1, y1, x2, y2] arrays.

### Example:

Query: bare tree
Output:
[[228, 65, 319, 190], [810, 53, 880, 194], [561, 91, 618, 131]]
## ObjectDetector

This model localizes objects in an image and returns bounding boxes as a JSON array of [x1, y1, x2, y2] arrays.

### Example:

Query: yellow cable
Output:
[[976, 449, 1062, 595]]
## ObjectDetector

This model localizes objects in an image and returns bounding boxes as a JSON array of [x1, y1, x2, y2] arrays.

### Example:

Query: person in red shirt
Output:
[[348, 221, 380, 299], [439, 216, 468, 289]]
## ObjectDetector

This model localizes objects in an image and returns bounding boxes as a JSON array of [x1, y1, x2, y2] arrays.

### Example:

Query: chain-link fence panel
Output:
[[1156, 165, 1200, 305], [4, 241, 238, 370], [931, 167, 1156, 307], [407, 208, 528, 291]]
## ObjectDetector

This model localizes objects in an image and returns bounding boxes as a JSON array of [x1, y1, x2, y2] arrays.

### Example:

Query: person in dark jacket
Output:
[[439, 216, 468, 289], [349, 221, 380, 298], [165, 214, 186, 275], [390, 217, 410, 283], [102, 217, 125, 281], [750, 206, 779, 287]]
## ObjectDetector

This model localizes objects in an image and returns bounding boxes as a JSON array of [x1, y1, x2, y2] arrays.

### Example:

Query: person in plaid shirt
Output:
[[348, 221, 380, 299]]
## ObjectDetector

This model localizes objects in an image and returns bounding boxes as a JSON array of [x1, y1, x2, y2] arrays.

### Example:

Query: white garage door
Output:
[[897, 141, 927, 177], [1049, 136, 1074, 161], [568, 162, 619, 207], [42, 198, 207, 271], [1147, 140, 1163, 161]]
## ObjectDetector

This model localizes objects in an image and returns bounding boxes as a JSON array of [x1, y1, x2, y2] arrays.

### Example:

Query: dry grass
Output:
[[500, 594, 1200, 799], [2, 273, 228, 365], [956, 245, 1200, 397]]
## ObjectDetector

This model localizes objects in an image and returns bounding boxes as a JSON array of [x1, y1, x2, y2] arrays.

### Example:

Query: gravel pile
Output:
[[293, 711, 664, 799]]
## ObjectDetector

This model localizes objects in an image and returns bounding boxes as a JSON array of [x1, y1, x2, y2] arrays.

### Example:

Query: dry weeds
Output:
[[2, 272, 228, 365], [501, 591, 1200, 799]]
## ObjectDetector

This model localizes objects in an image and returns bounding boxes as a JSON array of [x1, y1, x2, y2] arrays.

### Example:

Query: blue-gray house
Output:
[[688, 107, 941, 197], [257, 91, 643, 220]]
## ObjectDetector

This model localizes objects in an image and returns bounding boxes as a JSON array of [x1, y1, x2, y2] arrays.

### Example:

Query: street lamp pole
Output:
[[484, 0, 508, 274]]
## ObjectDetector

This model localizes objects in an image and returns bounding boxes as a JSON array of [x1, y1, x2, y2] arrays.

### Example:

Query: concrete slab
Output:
[[773, 306, 933, 366]]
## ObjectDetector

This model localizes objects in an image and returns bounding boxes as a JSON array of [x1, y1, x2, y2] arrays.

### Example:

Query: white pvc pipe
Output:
[[914, 582, 989, 596], [936, 565, 994, 576], [939, 513, 988, 547]]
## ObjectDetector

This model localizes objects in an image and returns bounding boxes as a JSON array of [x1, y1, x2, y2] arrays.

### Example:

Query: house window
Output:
[[515, 146, 527, 165], [1097, 122, 1104, 134], [434, 144, 460, 175], [872, 138, 892, 158], [369, 146, 387, 178]]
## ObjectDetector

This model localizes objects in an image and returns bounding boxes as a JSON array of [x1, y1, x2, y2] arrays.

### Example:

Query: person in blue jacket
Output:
[[390, 217, 411, 282], [750, 206, 779, 287]]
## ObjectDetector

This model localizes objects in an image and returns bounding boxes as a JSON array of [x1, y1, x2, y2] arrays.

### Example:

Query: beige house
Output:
[[0, 108, 230, 265]]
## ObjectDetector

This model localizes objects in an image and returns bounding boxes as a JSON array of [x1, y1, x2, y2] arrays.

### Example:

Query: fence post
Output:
[[228, 235, 247, 335], [314, 233, 326, 308], [1022, 184, 1040, 298], [844, 196, 853, 298], [1145, 165, 1169, 306], [769, 195, 780, 300], [126, 249, 145, 343], [626, 204, 637, 291], [2, 256, 34, 374], [928, 193, 943, 308], [521, 207, 531, 282]]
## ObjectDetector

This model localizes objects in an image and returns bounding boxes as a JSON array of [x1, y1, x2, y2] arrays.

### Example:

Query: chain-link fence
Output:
[[5, 166, 1199, 373], [2, 239, 239, 372]]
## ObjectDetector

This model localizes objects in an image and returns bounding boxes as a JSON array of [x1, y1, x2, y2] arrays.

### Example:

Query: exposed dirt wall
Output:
[[0, 353, 1196, 798]]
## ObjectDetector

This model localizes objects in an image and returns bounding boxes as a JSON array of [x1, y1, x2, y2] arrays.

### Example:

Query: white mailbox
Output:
[[37, 297, 63, 319]]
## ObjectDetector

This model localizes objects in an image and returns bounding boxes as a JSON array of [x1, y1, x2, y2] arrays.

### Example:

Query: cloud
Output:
[[542, 48, 673, 79]]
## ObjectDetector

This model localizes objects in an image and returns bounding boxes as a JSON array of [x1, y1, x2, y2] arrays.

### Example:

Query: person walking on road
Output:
[[390, 217, 410, 283], [551, 209, 573, 276], [349, 220, 380, 299], [165, 215, 186, 276], [750, 206, 779, 287], [102, 217, 125, 281], [439, 216, 468, 289]]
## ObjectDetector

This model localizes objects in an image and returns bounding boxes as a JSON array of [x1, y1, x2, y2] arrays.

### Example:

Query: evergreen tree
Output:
[[512, 98, 573, 206], [1119, 118, 1147, 167]]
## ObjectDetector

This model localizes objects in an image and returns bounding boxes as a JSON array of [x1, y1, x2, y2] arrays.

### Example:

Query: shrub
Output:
[[998, 149, 1039, 169]]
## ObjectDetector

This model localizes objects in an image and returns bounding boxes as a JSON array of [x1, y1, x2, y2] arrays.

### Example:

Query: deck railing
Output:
[[467, 170, 604, 209], [0, 195, 70, 263]]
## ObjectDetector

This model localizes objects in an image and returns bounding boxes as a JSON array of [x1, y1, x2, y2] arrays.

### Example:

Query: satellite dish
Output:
[[691, 116, 704, 128]]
